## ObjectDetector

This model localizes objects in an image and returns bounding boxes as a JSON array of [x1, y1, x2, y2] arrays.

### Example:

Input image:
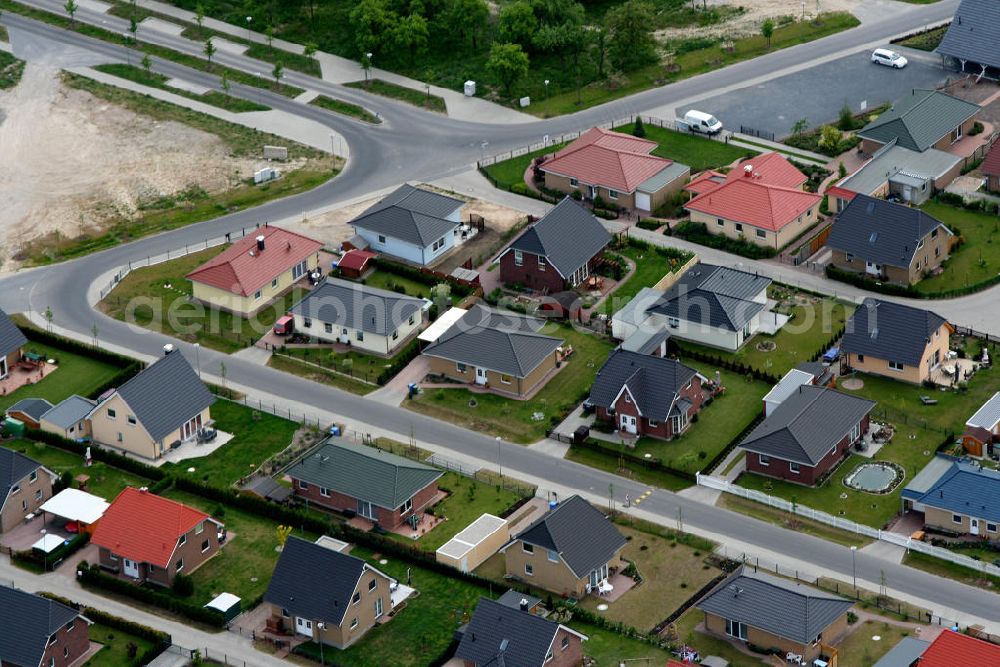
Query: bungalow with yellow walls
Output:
[[187, 226, 324, 317]]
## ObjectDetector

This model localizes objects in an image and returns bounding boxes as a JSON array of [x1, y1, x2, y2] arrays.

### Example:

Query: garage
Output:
[[435, 513, 509, 573]]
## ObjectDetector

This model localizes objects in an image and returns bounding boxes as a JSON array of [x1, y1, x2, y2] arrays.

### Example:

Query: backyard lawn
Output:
[[914, 201, 1000, 294], [1, 439, 152, 500], [837, 620, 917, 667], [0, 340, 121, 413], [601, 241, 694, 316], [415, 472, 523, 552], [356, 269, 441, 301], [407, 324, 615, 443], [83, 621, 158, 667], [613, 123, 754, 171]]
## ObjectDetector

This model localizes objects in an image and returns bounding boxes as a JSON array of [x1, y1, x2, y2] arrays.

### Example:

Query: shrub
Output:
[[632, 116, 646, 138], [636, 218, 661, 231], [673, 221, 776, 259], [172, 573, 194, 597], [970, 121, 984, 136]]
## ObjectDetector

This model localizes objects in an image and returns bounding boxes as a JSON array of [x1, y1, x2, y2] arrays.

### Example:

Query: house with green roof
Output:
[[857, 89, 980, 156], [288, 440, 443, 530]]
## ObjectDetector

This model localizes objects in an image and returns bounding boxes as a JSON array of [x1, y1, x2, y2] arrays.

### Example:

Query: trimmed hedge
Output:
[[569, 437, 696, 483], [12, 532, 90, 571], [25, 428, 166, 481], [376, 338, 420, 386], [670, 221, 777, 259], [672, 345, 780, 385], [702, 410, 765, 476]]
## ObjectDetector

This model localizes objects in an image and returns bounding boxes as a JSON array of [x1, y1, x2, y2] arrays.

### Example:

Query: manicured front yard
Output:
[[275, 346, 401, 387], [415, 472, 523, 552], [614, 123, 754, 171], [407, 324, 616, 444], [0, 339, 121, 413], [601, 241, 694, 316], [1, 439, 152, 500], [914, 201, 1000, 294], [83, 622, 157, 667], [836, 620, 915, 666]]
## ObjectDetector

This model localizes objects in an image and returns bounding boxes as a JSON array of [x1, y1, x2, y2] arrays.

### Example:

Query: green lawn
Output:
[[310, 95, 380, 124], [897, 25, 947, 51], [99, 247, 309, 353], [161, 400, 299, 486], [344, 79, 447, 113], [0, 49, 25, 90], [615, 123, 754, 171], [481, 142, 569, 190], [564, 445, 693, 491], [580, 624, 677, 664], [837, 620, 915, 667], [92, 63, 270, 112], [356, 269, 439, 301], [415, 472, 522, 552], [276, 346, 400, 387], [717, 494, 871, 549], [267, 354, 377, 396], [601, 241, 694, 316], [407, 324, 615, 443], [0, 340, 121, 413], [1, 439, 152, 500], [914, 201, 1000, 294], [83, 622, 157, 667]]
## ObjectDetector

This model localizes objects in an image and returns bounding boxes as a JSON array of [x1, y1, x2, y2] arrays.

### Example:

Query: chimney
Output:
[[139, 487, 148, 493], [163, 344, 175, 356], [257, 235, 266, 252], [743, 164, 753, 177], [519, 598, 529, 612]]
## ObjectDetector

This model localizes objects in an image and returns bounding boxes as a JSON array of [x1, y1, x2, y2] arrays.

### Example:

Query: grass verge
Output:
[[310, 94, 380, 123], [902, 551, 1000, 591], [345, 79, 447, 114], [267, 354, 377, 396], [717, 494, 872, 548], [0, 49, 25, 89], [93, 63, 269, 111]]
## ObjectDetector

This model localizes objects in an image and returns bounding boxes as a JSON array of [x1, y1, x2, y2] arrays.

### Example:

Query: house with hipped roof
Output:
[[857, 89, 980, 156], [904, 459, 1000, 539]]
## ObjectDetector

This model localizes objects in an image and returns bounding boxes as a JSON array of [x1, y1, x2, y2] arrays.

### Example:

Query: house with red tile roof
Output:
[[984, 140, 1000, 193], [538, 127, 690, 213], [187, 226, 324, 317], [683, 153, 822, 250], [916, 630, 1000, 665], [91, 487, 225, 587]]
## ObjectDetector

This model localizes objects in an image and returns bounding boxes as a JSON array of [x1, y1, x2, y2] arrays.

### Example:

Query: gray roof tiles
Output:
[[827, 194, 951, 268], [841, 299, 948, 367], [41, 395, 96, 430], [967, 392, 1000, 430], [0, 449, 47, 509], [456, 597, 576, 667], [872, 637, 930, 667], [289, 277, 425, 336], [589, 349, 698, 422], [647, 263, 770, 332], [696, 568, 853, 646], [350, 184, 464, 247], [288, 440, 442, 510], [740, 385, 875, 466], [0, 308, 27, 359], [503, 198, 611, 279], [914, 461, 1000, 525], [6, 398, 54, 422], [858, 89, 980, 152], [937, 0, 1000, 70], [0, 586, 81, 667]]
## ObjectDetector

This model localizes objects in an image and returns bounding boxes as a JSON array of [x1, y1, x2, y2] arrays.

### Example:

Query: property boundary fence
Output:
[[739, 125, 776, 142], [698, 473, 1000, 579]]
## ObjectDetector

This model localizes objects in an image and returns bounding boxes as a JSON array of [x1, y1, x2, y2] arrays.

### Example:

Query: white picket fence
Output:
[[697, 473, 1000, 578]]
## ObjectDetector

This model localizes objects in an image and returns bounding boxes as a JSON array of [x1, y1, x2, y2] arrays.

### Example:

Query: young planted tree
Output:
[[791, 118, 809, 136], [487, 42, 530, 97], [761, 18, 775, 48], [303, 41, 318, 59], [220, 69, 231, 104], [141, 53, 152, 75], [129, 16, 139, 45], [633, 116, 646, 138], [272, 61, 284, 88], [203, 37, 216, 68], [64, 0, 78, 27], [195, 3, 205, 30]]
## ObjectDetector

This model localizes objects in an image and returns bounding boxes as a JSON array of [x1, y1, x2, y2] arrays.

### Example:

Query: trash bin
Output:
[[573, 425, 590, 444], [464, 80, 476, 97], [330, 425, 341, 437]]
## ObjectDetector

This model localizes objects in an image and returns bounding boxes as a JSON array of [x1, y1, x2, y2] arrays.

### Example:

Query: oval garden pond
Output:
[[844, 461, 905, 494]]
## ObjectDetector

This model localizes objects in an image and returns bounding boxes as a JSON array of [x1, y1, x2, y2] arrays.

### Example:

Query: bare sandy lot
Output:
[[0, 64, 262, 265], [656, 0, 859, 41]]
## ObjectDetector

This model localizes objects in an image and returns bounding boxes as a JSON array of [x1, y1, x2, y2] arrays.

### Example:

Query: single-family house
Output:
[[905, 460, 1000, 538], [91, 486, 225, 586], [741, 385, 875, 486], [857, 89, 980, 156], [264, 536, 394, 649], [841, 299, 951, 385], [695, 567, 853, 665], [0, 586, 91, 667], [684, 153, 822, 250], [500, 495, 627, 598], [0, 449, 56, 533], [88, 347, 215, 460], [454, 597, 587, 667], [6, 398, 53, 429], [496, 197, 611, 292], [288, 439, 442, 529], [421, 306, 564, 399], [186, 226, 324, 317], [937, 0, 1000, 78], [349, 184, 465, 266], [612, 263, 773, 352], [288, 277, 425, 356], [537, 127, 691, 213], [39, 395, 96, 440], [0, 308, 27, 380], [826, 194, 953, 285], [983, 140, 1000, 193], [962, 392, 1000, 457], [588, 349, 704, 439], [915, 629, 1000, 664]]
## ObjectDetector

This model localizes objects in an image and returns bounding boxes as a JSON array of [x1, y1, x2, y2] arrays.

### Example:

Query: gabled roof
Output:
[[499, 198, 611, 278], [98, 351, 215, 444], [872, 636, 929, 667], [456, 597, 586, 667], [685, 170, 727, 195], [827, 194, 951, 268], [589, 349, 698, 422], [740, 385, 875, 466], [540, 127, 675, 194], [91, 487, 212, 568], [288, 440, 442, 510], [647, 263, 771, 332], [6, 398, 54, 422], [336, 249, 377, 272], [696, 567, 853, 646], [937, 0, 1000, 71], [508, 495, 626, 579], [917, 629, 1000, 665], [350, 184, 463, 247], [983, 140, 1000, 177], [0, 308, 27, 359], [0, 587, 82, 667], [835, 144, 962, 197], [0, 449, 47, 509], [858, 89, 980, 152], [915, 461, 1000, 524], [41, 395, 96, 430], [186, 226, 323, 297], [966, 391, 1000, 430], [265, 536, 389, 627], [685, 178, 821, 232], [288, 277, 425, 336], [841, 299, 949, 367], [726, 152, 809, 189]]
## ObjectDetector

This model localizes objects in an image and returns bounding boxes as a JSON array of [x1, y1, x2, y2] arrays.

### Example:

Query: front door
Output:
[[587, 185, 596, 200], [295, 617, 313, 637], [123, 558, 139, 578], [357, 499, 376, 520], [971, 518, 980, 535], [475, 367, 488, 385], [620, 414, 637, 435]]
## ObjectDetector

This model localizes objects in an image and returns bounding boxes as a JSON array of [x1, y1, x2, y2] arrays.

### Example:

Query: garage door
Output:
[[636, 192, 651, 211]]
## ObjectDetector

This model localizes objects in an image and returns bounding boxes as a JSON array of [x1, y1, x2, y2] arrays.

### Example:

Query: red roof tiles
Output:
[[540, 127, 674, 193], [186, 226, 323, 297], [685, 170, 727, 195], [337, 249, 376, 272], [726, 152, 809, 189], [918, 630, 1000, 665], [91, 487, 213, 568], [982, 140, 1000, 177], [685, 178, 821, 232]]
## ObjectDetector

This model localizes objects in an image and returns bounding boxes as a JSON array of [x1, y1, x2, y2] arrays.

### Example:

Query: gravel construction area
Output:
[[655, 0, 860, 41]]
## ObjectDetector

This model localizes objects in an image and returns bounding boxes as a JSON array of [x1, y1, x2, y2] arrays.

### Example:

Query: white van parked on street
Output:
[[683, 110, 723, 135], [871, 48, 908, 69]]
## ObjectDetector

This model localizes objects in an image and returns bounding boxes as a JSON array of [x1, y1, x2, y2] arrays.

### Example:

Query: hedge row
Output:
[[12, 532, 90, 571], [703, 410, 765, 476], [26, 428, 166, 482], [377, 338, 421, 386], [672, 344, 780, 385], [569, 437, 697, 483], [669, 222, 777, 260]]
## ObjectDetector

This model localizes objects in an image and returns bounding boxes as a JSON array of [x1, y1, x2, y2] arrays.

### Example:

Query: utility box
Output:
[[519, 96, 531, 107], [464, 80, 476, 97], [263, 145, 288, 161], [254, 167, 279, 184]]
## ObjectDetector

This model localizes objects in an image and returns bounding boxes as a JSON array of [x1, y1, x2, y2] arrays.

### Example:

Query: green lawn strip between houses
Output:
[[83, 622, 158, 667], [0, 342, 121, 413], [92, 63, 270, 112], [309, 95, 381, 124], [344, 79, 447, 114], [600, 241, 694, 317], [411, 472, 522, 553], [614, 123, 755, 172], [914, 201, 1000, 294]]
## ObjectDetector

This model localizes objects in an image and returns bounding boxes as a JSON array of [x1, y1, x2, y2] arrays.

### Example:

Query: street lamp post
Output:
[[316, 622, 325, 666], [365, 52, 373, 82], [496, 436, 502, 481], [544, 79, 549, 99], [850, 545, 858, 590], [246, 16, 252, 40]]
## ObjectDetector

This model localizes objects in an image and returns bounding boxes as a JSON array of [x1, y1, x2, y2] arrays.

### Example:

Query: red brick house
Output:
[[455, 597, 587, 666], [288, 440, 443, 530], [588, 349, 705, 439], [984, 141, 1000, 193], [0, 586, 91, 667], [496, 197, 611, 292], [91, 487, 225, 587], [741, 386, 875, 486]]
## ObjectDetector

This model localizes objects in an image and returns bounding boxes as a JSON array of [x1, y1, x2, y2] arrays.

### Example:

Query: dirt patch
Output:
[[0, 64, 266, 267], [655, 0, 859, 42]]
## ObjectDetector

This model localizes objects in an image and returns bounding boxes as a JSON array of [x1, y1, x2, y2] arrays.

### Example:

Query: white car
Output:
[[872, 48, 908, 69]]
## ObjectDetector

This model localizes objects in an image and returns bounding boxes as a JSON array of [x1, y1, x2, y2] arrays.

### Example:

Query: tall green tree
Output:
[[441, 0, 488, 51], [498, 1, 538, 48], [392, 12, 429, 58], [350, 0, 397, 61], [487, 42, 530, 96], [605, 0, 658, 72]]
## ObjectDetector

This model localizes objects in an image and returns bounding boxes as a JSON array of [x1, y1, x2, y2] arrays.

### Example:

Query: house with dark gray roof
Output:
[[0, 586, 91, 667], [288, 439, 443, 529], [87, 347, 215, 460], [39, 395, 96, 440], [0, 449, 57, 533], [857, 89, 980, 155], [500, 495, 627, 598], [695, 567, 853, 663], [907, 460, 1000, 539], [349, 184, 465, 266], [496, 197, 611, 292], [0, 308, 27, 380], [264, 536, 394, 649], [5, 398, 53, 429], [827, 194, 953, 285], [841, 299, 951, 385], [289, 277, 426, 356], [589, 349, 705, 441], [937, 0, 1000, 78], [422, 306, 564, 399], [455, 597, 587, 667], [741, 385, 875, 486], [612, 263, 773, 352]]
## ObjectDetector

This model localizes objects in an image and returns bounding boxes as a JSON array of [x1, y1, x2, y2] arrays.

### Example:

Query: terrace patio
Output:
[[0, 358, 55, 397]]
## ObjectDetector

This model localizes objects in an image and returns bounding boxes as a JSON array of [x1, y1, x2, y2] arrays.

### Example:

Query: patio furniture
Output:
[[597, 579, 614, 596], [920, 396, 938, 405], [786, 653, 803, 664], [75, 474, 90, 491]]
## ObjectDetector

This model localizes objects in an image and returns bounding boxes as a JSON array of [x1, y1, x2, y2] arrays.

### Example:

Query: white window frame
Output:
[[107, 408, 116, 420], [845, 252, 853, 262], [374, 597, 384, 619], [29, 470, 37, 484], [178, 534, 186, 546], [756, 229, 766, 239], [888, 361, 904, 372], [726, 619, 748, 641], [608, 189, 618, 200], [569, 177, 578, 187], [524, 563, 534, 576], [176, 558, 185, 572], [271, 278, 278, 289], [350, 617, 359, 629], [522, 543, 534, 554], [254, 290, 262, 300], [547, 549, 559, 563], [953, 514, 962, 524], [401, 498, 413, 513], [758, 454, 770, 467], [320, 487, 330, 498], [378, 235, 387, 244], [789, 462, 801, 474], [514, 249, 523, 266]]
